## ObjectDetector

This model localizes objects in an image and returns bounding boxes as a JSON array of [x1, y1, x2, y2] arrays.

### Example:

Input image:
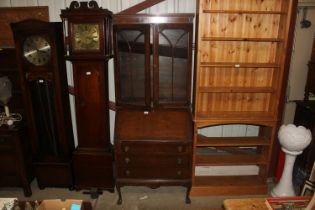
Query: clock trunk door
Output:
[[73, 61, 110, 150]]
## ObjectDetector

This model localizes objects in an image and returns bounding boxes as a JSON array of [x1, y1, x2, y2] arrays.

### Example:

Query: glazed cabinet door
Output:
[[114, 25, 151, 109]]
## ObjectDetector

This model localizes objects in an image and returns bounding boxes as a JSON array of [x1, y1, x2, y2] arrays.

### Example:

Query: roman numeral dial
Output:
[[23, 35, 51, 66]]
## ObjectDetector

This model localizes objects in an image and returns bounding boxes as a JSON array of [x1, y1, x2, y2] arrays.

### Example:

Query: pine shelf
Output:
[[195, 154, 267, 166], [201, 37, 283, 42], [198, 87, 274, 93], [199, 62, 280, 68], [197, 135, 270, 146], [191, 175, 268, 195], [192, 0, 297, 196], [202, 9, 286, 15]]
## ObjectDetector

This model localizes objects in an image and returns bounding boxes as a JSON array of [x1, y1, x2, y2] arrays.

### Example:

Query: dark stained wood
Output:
[[114, 13, 194, 25], [115, 110, 192, 140], [113, 14, 194, 109], [118, 0, 166, 15], [0, 123, 34, 196], [113, 14, 194, 204], [61, 1, 114, 191], [11, 20, 75, 188], [72, 61, 110, 149]]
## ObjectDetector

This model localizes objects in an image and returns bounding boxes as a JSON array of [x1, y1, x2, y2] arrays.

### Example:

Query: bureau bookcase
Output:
[[113, 14, 194, 204], [192, 0, 297, 195]]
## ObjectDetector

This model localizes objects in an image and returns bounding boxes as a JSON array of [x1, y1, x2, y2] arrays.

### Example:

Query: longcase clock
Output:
[[60, 1, 114, 192], [11, 19, 74, 189]]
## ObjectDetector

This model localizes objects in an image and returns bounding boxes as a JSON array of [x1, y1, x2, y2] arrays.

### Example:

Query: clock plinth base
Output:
[[72, 149, 114, 191], [34, 160, 73, 189]]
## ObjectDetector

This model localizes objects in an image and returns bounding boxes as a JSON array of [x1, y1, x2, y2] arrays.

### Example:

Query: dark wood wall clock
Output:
[[60, 1, 114, 193], [10, 19, 75, 189]]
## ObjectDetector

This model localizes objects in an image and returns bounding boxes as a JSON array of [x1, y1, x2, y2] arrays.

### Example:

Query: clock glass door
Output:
[[29, 79, 59, 156]]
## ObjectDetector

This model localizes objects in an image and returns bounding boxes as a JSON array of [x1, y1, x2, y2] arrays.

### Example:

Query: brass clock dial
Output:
[[23, 35, 51, 66], [73, 24, 100, 50]]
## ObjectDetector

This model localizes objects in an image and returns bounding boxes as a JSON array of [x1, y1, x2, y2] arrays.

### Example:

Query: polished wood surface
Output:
[[115, 110, 192, 140], [192, 0, 297, 195], [115, 110, 193, 204], [113, 14, 194, 204], [61, 1, 114, 191], [11, 20, 74, 188]]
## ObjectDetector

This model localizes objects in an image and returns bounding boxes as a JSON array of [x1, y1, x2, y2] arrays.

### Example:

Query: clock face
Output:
[[72, 24, 100, 51], [23, 35, 51, 66]]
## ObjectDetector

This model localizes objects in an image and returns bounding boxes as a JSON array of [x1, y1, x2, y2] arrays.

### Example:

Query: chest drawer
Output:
[[117, 167, 191, 179], [117, 155, 190, 167], [119, 142, 191, 155], [0, 135, 14, 151]]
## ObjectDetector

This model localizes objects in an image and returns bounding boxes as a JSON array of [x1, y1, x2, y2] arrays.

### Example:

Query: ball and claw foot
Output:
[[186, 197, 191, 204], [117, 197, 122, 205]]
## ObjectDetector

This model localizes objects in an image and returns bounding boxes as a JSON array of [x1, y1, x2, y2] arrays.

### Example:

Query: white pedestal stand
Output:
[[271, 124, 312, 197]]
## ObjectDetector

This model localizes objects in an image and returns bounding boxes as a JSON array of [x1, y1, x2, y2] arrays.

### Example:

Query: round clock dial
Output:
[[23, 35, 51, 66]]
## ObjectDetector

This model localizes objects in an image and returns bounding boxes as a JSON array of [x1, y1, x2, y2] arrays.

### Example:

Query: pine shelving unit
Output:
[[192, 0, 297, 195]]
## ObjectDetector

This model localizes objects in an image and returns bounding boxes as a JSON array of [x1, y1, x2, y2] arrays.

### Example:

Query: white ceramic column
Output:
[[271, 124, 312, 197]]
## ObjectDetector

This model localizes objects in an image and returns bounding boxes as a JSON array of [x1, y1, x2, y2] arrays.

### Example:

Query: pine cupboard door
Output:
[[72, 61, 110, 150]]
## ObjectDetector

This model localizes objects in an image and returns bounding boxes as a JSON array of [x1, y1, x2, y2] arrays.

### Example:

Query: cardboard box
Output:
[[37, 199, 83, 210]]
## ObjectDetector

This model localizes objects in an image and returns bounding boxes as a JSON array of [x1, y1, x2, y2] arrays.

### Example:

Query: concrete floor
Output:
[[0, 180, 269, 210]]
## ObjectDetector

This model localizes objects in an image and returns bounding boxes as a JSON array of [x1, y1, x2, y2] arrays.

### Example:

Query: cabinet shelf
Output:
[[202, 10, 286, 15], [191, 175, 267, 195], [199, 62, 280, 68], [197, 135, 270, 146], [196, 111, 274, 121], [201, 37, 283, 42], [198, 87, 274, 93], [195, 154, 267, 166]]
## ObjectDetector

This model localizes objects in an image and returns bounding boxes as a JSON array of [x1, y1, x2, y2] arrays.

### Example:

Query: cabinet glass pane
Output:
[[116, 29, 146, 106], [158, 28, 189, 104]]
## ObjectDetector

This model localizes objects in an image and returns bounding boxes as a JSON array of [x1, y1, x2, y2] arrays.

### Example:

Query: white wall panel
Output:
[[10, 0, 27, 6], [0, 0, 11, 7], [26, 0, 38, 6]]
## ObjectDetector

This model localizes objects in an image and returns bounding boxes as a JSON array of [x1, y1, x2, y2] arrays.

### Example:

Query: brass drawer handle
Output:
[[125, 170, 130, 176], [124, 157, 130, 164], [177, 145, 183, 152], [177, 157, 182, 165], [177, 170, 182, 176], [124, 146, 129, 152]]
